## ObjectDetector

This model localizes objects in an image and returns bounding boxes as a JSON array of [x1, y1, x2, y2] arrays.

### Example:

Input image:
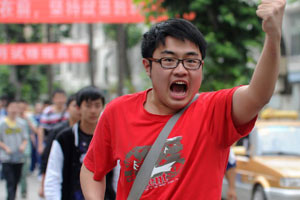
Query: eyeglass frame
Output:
[[146, 57, 203, 70]]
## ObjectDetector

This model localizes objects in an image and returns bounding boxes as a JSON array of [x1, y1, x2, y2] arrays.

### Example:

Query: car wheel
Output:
[[252, 185, 267, 200]]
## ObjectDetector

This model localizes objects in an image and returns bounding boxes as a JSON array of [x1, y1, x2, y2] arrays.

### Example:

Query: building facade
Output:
[[55, 23, 150, 100], [269, 1, 300, 111]]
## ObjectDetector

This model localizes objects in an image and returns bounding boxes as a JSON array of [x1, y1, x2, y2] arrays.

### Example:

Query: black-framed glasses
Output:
[[147, 57, 203, 70]]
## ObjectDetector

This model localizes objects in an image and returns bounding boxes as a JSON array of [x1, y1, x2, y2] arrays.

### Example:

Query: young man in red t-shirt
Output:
[[80, 1, 286, 199]]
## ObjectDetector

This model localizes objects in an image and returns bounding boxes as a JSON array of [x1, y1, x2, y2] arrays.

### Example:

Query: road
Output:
[[0, 171, 42, 200]]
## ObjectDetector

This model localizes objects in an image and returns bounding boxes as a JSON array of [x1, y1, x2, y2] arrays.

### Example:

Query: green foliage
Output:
[[127, 25, 143, 48], [0, 24, 64, 103], [103, 24, 118, 41], [20, 66, 49, 103], [103, 24, 142, 48], [103, 24, 143, 94], [288, 0, 298, 3], [135, 0, 264, 91], [0, 66, 16, 99], [0, 65, 49, 103]]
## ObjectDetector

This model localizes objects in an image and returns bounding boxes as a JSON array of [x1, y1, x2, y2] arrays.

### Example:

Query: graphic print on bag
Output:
[[124, 136, 185, 190]]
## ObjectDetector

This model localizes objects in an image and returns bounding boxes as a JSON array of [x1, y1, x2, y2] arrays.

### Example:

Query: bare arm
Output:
[[38, 174, 45, 198], [26, 117, 40, 135], [18, 139, 28, 153], [225, 167, 237, 200], [44, 140, 64, 199], [232, 0, 286, 126], [37, 126, 44, 154], [80, 164, 106, 200], [0, 141, 11, 154]]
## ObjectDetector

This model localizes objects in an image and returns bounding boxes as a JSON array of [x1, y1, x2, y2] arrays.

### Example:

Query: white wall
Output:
[[56, 23, 148, 99]]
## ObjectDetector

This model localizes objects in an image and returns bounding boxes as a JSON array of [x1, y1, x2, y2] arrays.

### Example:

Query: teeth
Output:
[[175, 81, 186, 85]]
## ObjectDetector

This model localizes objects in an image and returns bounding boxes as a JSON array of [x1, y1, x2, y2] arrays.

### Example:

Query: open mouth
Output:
[[170, 81, 187, 96]]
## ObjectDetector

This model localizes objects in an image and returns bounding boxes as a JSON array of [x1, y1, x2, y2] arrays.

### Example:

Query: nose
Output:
[[90, 105, 102, 114], [173, 60, 188, 75], [90, 105, 98, 113]]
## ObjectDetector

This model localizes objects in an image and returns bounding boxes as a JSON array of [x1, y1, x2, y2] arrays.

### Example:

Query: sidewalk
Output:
[[0, 171, 42, 200]]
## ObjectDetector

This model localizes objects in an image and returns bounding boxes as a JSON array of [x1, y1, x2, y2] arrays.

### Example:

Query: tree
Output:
[[103, 24, 143, 95], [135, 0, 264, 91], [0, 24, 61, 103]]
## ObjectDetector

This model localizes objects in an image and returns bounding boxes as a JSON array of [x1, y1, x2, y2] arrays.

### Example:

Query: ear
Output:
[[142, 58, 151, 77]]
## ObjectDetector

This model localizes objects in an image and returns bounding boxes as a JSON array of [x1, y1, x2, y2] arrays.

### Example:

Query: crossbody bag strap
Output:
[[127, 94, 199, 200]]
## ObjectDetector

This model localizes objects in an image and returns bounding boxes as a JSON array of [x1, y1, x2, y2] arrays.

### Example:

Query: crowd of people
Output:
[[0, 88, 237, 200], [0, 87, 117, 200], [0, 0, 285, 199], [0, 96, 43, 200], [80, 1, 284, 199]]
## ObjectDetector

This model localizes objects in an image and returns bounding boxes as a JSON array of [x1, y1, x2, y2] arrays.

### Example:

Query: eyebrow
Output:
[[160, 50, 199, 56], [161, 50, 175, 55]]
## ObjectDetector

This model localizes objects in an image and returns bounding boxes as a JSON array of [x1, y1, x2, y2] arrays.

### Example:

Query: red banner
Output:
[[0, 44, 88, 64], [0, 0, 144, 23]]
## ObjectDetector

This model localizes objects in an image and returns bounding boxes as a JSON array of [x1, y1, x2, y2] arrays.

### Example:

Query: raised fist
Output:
[[256, 0, 286, 40]]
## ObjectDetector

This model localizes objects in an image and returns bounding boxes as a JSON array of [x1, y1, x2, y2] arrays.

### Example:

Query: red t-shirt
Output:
[[84, 87, 256, 200]]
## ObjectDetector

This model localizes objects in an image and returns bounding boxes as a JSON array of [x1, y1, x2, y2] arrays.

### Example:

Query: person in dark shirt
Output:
[[39, 94, 80, 198], [44, 86, 114, 200]]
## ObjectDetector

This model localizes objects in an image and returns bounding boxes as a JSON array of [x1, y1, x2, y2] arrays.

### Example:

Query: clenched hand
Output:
[[256, 0, 286, 40]]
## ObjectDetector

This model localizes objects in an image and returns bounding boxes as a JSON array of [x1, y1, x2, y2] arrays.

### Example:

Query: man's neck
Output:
[[7, 115, 16, 122], [144, 90, 177, 115], [69, 118, 78, 127], [79, 120, 97, 135]]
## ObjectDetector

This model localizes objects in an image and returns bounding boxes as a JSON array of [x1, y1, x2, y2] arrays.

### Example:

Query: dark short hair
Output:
[[43, 100, 51, 106], [0, 95, 8, 101], [51, 89, 66, 99], [76, 86, 105, 107], [141, 18, 207, 59], [6, 99, 18, 108], [18, 99, 27, 104], [66, 93, 77, 107]]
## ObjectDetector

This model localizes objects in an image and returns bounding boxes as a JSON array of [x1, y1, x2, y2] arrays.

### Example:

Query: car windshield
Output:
[[257, 126, 300, 156]]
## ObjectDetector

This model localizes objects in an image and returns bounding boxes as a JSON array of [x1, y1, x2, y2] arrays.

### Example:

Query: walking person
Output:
[[44, 86, 108, 200], [0, 100, 28, 200], [17, 100, 33, 199], [80, 1, 286, 199], [0, 95, 8, 180], [39, 93, 81, 198], [30, 102, 44, 173], [0, 95, 8, 119], [38, 89, 68, 155], [224, 148, 237, 200]]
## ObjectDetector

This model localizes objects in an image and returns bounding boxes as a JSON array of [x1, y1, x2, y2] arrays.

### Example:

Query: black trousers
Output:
[[105, 170, 116, 200], [2, 163, 23, 200]]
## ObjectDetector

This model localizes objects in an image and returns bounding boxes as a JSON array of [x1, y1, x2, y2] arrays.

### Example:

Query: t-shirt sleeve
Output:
[[20, 121, 29, 141], [0, 123, 3, 141], [207, 86, 257, 148], [83, 109, 117, 181], [40, 111, 48, 128]]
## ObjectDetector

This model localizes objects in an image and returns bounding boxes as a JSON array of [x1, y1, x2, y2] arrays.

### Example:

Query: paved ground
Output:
[[0, 170, 43, 200]]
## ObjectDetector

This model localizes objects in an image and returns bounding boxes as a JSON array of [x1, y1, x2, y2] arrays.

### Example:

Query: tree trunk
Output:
[[117, 24, 126, 96], [42, 24, 54, 98], [88, 24, 95, 86], [123, 26, 132, 84], [3, 24, 22, 100], [9, 66, 21, 100]]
